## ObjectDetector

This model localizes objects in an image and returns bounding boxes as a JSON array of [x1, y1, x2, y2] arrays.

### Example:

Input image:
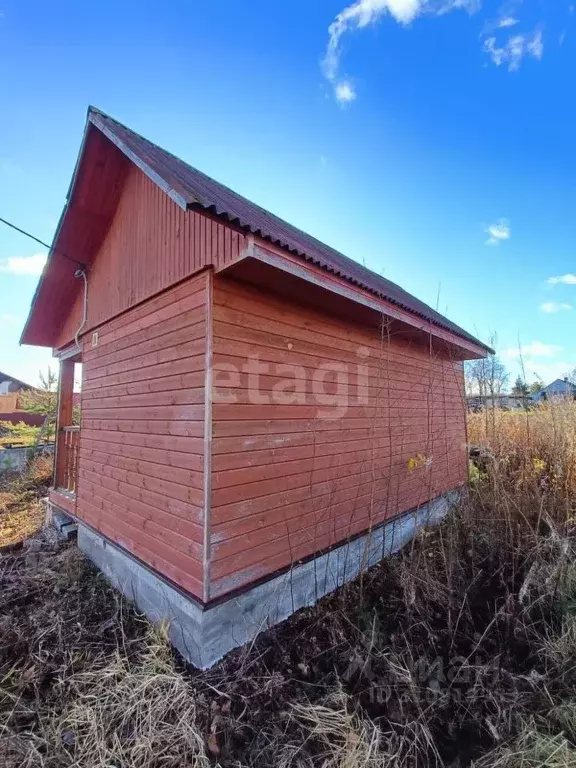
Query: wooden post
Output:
[[54, 359, 75, 489]]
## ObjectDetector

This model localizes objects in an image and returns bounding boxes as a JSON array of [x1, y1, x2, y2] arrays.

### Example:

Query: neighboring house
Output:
[[0, 371, 33, 395], [0, 372, 44, 427], [531, 378, 576, 402], [21, 107, 491, 668]]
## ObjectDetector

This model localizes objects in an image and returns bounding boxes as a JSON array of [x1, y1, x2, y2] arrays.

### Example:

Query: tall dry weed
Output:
[[3, 403, 576, 766], [467, 400, 576, 533]]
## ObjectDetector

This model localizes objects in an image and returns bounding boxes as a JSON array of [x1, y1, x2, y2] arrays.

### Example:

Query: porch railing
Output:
[[57, 426, 80, 494]]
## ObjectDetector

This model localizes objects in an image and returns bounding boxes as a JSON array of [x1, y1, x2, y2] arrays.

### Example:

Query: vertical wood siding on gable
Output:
[[76, 271, 209, 599], [209, 276, 467, 599], [54, 164, 246, 350]]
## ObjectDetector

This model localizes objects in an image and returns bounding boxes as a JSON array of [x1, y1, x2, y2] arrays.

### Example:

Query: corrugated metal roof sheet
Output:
[[88, 107, 489, 352]]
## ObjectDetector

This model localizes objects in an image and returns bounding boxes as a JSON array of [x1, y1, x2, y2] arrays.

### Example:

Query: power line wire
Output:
[[0, 215, 85, 267], [0, 216, 52, 250]]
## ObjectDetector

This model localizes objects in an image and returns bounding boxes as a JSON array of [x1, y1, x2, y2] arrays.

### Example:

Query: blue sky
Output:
[[0, 0, 575, 388]]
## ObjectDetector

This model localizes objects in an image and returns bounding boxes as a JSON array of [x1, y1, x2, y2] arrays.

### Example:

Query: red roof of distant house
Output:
[[21, 106, 492, 354]]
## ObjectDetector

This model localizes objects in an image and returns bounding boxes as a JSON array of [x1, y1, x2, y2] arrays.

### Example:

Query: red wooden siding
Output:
[[209, 276, 467, 598], [49, 488, 77, 518], [54, 163, 245, 350], [247, 239, 487, 359], [76, 271, 210, 599]]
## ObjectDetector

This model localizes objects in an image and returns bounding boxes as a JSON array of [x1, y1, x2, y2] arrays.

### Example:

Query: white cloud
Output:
[[498, 16, 518, 28], [540, 302, 573, 313], [483, 29, 543, 71], [522, 360, 576, 384], [503, 340, 563, 359], [0, 253, 47, 276], [322, 0, 475, 103], [437, 0, 479, 11], [334, 80, 357, 104], [527, 29, 543, 59], [0, 313, 20, 326], [322, 0, 544, 103], [548, 273, 576, 285], [485, 218, 511, 245]]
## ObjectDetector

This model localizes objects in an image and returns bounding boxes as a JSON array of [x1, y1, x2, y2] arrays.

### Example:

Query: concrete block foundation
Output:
[[44, 500, 78, 540], [78, 490, 459, 669]]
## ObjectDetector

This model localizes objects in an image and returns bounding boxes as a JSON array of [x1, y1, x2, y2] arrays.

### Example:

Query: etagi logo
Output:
[[212, 346, 372, 419]]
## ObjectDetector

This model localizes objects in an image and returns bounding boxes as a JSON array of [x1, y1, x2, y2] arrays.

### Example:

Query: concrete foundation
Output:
[[44, 499, 78, 540], [78, 490, 459, 669], [0, 444, 55, 473]]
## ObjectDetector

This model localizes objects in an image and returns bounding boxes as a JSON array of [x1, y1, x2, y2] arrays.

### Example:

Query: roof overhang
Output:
[[216, 242, 490, 361]]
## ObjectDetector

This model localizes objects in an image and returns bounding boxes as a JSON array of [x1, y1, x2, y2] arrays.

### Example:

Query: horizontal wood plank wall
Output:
[[76, 272, 209, 599], [210, 276, 467, 598], [54, 164, 245, 350]]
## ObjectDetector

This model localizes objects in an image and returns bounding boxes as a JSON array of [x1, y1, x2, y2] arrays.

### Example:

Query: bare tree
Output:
[[465, 355, 509, 397]]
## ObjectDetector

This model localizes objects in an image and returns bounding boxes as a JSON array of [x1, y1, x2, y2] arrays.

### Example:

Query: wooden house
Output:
[[0, 372, 44, 427], [0, 371, 33, 395], [21, 107, 490, 667]]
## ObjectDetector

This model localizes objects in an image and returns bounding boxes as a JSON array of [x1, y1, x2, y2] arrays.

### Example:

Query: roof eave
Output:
[[219, 244, 492, 359]]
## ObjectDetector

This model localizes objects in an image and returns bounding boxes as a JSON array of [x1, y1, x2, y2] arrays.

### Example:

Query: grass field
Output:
[[1, 402, 576, 767]]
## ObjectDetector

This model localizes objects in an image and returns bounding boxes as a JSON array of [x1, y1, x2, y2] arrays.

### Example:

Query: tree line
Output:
[[465, 356, 576, 399]]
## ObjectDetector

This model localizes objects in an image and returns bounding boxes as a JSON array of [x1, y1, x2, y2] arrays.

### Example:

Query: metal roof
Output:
[[20, 106, 485, 353], [88, 108, 490, 352]]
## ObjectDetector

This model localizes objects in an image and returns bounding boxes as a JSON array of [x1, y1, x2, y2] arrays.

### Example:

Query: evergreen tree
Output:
[[511, 376, 529, 397], [18, 368, 58, 443]]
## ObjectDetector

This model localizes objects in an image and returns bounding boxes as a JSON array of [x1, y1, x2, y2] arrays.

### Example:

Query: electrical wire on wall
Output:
[[74, 268, 89, 349], [0, 215, 85, 268], [0, 214, 89, 347]]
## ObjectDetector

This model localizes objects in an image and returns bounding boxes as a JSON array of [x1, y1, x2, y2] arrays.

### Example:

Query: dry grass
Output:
[[0, 503, 44, 550], [30, 630, 209, 768], [0, 455, 51, 549], [467, 401, 576, 531], [2, 402, 576, 766], [0, 542, 209, 768], [287, 691, 387, 767]]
